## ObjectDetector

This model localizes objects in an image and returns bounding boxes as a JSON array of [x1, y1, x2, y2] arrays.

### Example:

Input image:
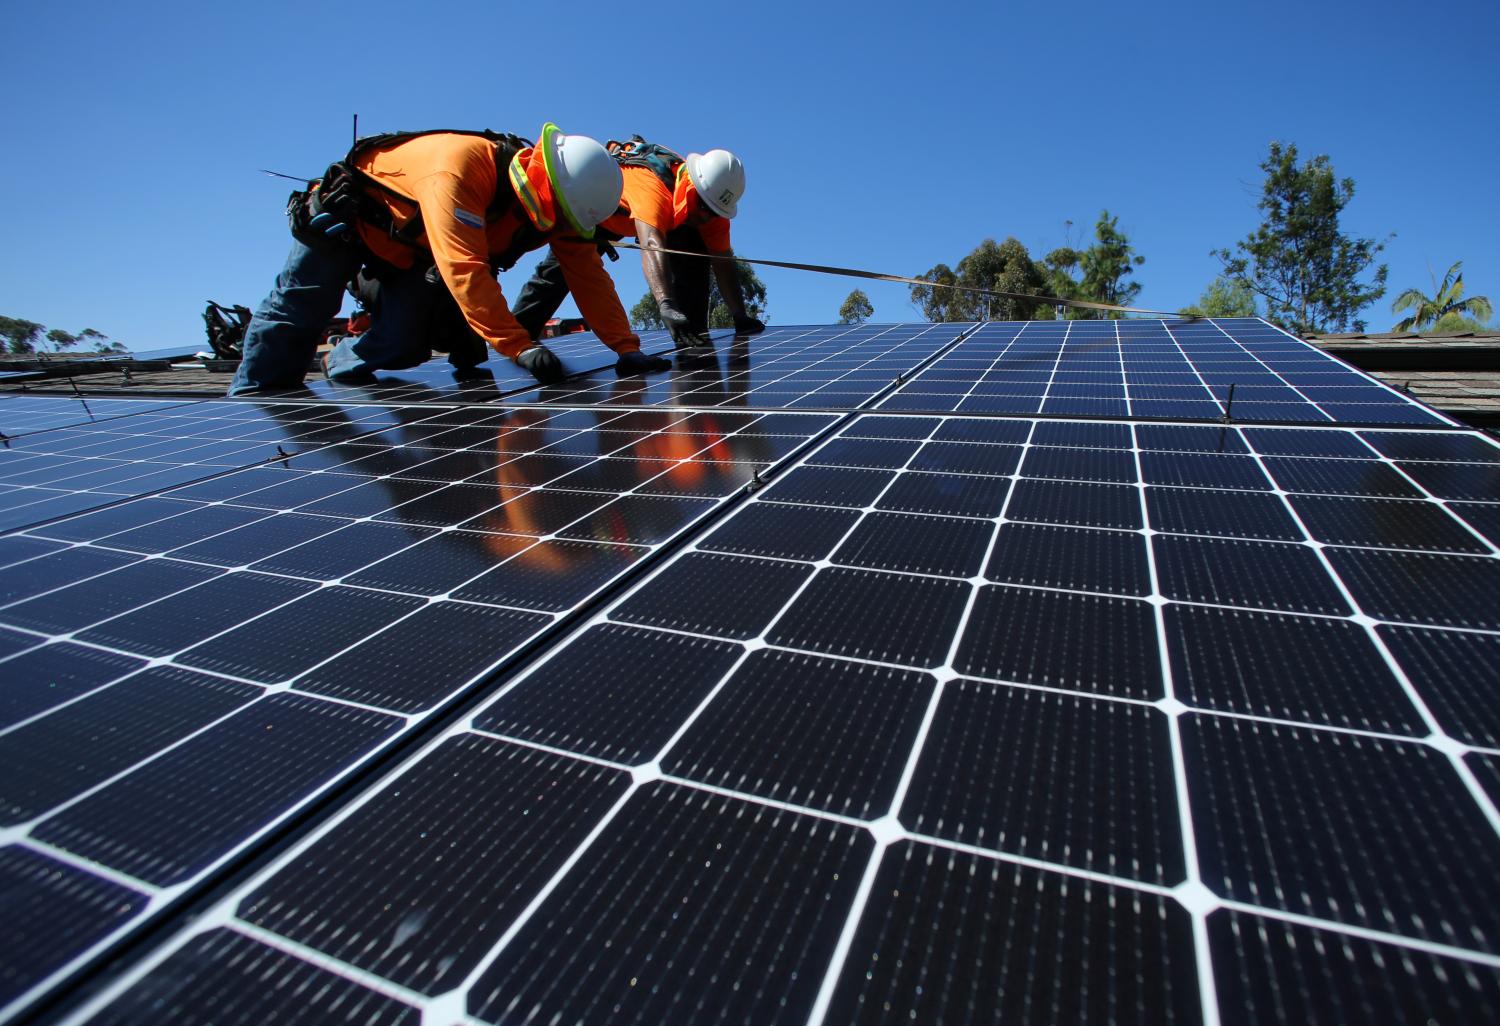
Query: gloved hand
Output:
[[733, 314, 766, 336], [516, 345, 564, 384], [615, 349, 673, 377], [658, 299, 711, 348]]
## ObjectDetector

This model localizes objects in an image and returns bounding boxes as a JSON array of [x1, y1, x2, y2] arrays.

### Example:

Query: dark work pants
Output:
[[231, 240, 486, 395], [664, 227, 711, 334]]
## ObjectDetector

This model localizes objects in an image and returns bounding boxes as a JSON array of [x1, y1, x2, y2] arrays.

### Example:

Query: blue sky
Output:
[[3, 0, 1496, 352]]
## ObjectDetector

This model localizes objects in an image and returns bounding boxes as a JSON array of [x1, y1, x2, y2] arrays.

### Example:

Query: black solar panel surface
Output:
[[0, 401, 835, 1014], [881, 317, 1451, 425], [498, 322, 971, 409], [2, 318, 1497, 1026]]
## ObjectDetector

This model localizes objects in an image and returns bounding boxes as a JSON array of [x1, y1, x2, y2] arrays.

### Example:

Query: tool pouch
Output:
[[287, 163, 363, 249]]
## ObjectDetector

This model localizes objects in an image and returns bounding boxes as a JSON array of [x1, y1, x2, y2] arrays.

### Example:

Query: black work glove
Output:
[[516, 345, 564, 384], [657, 299, 711, 348], [733, 315, 766, 336], [615, 349, 673, 377]]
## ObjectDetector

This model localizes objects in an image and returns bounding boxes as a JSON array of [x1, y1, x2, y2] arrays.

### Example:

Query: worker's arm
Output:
[[635, 219, 706, 344], [636, 220, 673, 303], [412, 169, 533, 359], [551, 236, 641, 353], [708, 247, 765, 334]]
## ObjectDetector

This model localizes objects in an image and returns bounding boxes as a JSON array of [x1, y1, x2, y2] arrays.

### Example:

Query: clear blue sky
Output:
[[3, 0, 1496, 351]]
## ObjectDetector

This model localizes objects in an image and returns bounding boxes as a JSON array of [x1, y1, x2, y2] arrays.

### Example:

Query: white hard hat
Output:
[[685, 149, 745, 219], [540, 124, 623, 239]]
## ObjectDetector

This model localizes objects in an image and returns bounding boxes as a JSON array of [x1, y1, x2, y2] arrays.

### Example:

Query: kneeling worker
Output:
[[510, 137, 765, 349], [230, 124, 669, 395]]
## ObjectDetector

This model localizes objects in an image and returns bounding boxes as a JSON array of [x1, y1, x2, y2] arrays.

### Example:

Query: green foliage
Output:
[[1078, 211, 1144, 316], [0, 316, 43, 354], [630, 293, 663, 330], [1391, 261, 1492, 332], [83, 329, 125, 354], [709, 260, 768, 329], [1039, 247, 1086, 318], [1214, 141, 1389, 334], [629, 260, 769, 331], [1180, 276, 1258, 318], [1024, 213, 1147, 319], [1426, 312, 1494, 333], [910, 238, 1049, 321], [838, 289, 874, 324], [910, 262, 961, 321], [46, 329, 78, 351]]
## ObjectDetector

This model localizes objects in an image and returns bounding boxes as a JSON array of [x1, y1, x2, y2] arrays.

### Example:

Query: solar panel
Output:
[[0, 403, 836, 1014], [0, 400, 417, 531], [0, 395, 193, 437], [880, 317, 1453, 426], [497, 322, 972, 409], [250, 327, 683, 405], [3, 317, 1498, 1025]]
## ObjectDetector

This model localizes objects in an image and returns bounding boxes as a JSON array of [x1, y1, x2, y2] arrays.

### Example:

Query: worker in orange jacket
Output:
[[229, 125, 670, 395], [510, 138, 765, 349]]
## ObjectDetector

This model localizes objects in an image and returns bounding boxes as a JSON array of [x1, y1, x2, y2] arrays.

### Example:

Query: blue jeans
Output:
[[229, 240, 481, 395]]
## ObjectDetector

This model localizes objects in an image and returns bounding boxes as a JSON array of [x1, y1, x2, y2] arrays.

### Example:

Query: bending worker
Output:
[[510, 136, 766, 349], [230, 124, 670, 395]]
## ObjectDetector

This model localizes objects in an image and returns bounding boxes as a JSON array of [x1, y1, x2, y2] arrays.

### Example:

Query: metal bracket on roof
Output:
[[745, 469, 765, 493]]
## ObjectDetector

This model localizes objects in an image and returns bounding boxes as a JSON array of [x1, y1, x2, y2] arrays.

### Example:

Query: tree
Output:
[[910, 262, 961, 321], [630, 294, 663, 330], [0, 316, 43, 354], [911, 238, 1049, 321], [46, 329, 79, 352], [82, 329, 125, 353], [629, 259, 769, 331], [838, 289, 874, 324], [1214, 141, 1388, 334], [709, 260, 768, 329], [1180, 276, 1258, 318], [1078, 210, 1144, 315], [1391, 261, 1492, 333]]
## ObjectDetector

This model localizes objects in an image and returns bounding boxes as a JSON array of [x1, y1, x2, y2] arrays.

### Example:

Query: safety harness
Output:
[[606, 136, 685, 191], [288, 129, 538, 266]]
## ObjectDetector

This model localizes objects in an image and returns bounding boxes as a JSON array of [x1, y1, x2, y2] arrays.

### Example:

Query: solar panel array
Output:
[[882, 317, 1449, 425], [1, 319, 1497, 1026]]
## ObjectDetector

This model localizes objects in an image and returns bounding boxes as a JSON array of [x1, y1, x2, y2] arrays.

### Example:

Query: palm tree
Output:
[[1391, 261, 1492, 332]]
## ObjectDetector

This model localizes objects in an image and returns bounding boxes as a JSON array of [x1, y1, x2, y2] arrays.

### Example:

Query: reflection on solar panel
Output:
[[256, 327, 682, 405], [881, 317, 1451, 425], [502, 322, 972, 409], [2, 318, 1498, 1026], [0, 395, 192, 437], [0, 401, 417, 531]]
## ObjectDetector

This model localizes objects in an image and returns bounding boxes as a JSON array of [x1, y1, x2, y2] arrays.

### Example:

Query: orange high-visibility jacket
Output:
[[352, 133, 639, 358], [600, 166, 731, 250]]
